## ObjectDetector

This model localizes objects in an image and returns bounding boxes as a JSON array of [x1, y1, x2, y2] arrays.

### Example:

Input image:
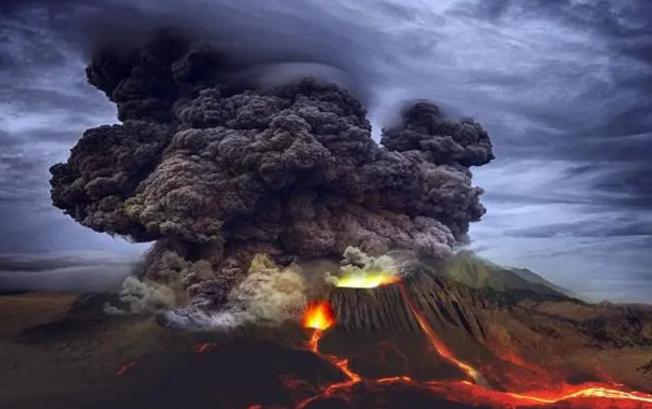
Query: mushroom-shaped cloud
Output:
[[50, 31, 494, 306]]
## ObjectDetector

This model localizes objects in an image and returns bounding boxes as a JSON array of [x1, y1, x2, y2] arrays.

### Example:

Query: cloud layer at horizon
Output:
[[0, 0, 650, 301]]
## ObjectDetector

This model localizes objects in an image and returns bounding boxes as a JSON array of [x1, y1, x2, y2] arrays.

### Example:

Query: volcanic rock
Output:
[[327, 262, 652, 393]]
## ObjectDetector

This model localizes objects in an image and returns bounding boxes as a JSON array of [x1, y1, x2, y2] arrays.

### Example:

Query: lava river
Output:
[[296, 283, 652, 409]]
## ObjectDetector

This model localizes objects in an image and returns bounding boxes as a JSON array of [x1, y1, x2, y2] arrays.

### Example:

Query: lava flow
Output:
[[422, 380, 652, 408], [398, 282, 486, 386], [295, 281, 652, 408], [297, 302, 363, 409]]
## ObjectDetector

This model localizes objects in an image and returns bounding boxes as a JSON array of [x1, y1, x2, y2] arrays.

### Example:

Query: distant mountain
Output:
[[507, 266, 579, 299], [435, 251, 575, 299]]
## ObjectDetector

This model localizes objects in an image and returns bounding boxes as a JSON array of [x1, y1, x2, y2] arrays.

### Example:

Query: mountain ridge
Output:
[[430, 251, 577, 299]]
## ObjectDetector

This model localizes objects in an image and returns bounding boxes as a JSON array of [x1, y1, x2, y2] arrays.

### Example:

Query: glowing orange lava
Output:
[[423, 380, 652, 408], [333, 271, 400, 288], [306, 323, 361, 391], [295, 285, 652, 409], [297, 301, 363, 409], [302, 300, 335, 331], [506, 383, 652, 405], [397, 282, 652, 407], [398, 282, 486, 385]]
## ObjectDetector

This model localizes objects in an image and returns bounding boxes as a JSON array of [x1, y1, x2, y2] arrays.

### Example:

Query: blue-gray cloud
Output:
[[0, 250, 139, 293]]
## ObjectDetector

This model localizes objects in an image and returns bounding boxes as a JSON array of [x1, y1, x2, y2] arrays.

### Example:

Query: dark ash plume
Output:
[[50, 31, 494, 307]]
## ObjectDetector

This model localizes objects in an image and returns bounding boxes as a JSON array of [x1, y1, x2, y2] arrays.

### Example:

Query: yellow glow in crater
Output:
[[334, 271, 400, 288]]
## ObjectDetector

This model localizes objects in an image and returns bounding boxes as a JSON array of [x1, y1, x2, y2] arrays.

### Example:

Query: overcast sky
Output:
[[0, 0, 651, 302]]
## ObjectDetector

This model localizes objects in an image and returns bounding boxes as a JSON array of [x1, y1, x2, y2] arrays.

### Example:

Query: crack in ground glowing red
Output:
[[398, 282, 487, 385], [295, 282, 652, 408], [506, 385, 652, 405], [399, 282, 652, 407], [296, 329, 363, 409]]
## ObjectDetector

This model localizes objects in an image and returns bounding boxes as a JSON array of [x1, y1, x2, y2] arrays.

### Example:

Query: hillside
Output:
[[433, 251, 574, 298]]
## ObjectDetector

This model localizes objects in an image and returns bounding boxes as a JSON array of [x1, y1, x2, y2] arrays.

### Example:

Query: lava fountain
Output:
[[302, 301, 335, 331]]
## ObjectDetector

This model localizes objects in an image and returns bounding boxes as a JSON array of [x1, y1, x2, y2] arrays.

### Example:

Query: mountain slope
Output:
[[434, 251, 572, 298], [329, 261, 652, 393], [1, 260, 651, 409], [508, 266, 579, 298]]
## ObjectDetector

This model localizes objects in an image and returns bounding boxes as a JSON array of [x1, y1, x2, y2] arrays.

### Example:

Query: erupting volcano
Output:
[[49, 30, 493, 313], [26, 29, 651, 409], [298, 279, 652, 409]]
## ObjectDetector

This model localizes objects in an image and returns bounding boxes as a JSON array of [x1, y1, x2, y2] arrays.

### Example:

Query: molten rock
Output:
[[50, 31, 493, 307]]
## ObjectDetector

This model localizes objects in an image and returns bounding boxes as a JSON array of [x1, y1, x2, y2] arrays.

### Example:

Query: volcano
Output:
[[3, 29, 649, 409], [306, 260, 652, 408], [1, 257, 651, 409]]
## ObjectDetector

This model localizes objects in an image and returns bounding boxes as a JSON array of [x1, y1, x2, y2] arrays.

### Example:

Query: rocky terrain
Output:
[[330, 261, 652, 394], [1, 261, 651, 408]]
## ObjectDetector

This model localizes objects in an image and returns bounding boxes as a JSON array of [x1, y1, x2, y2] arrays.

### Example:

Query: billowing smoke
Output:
[[160, 254, 308, 329], [340, 246, 400, 273], [227, 254, 307, 325], [103, 276, 176, 315], [50, 31, 493, 309], [325, 246, 401, 285]]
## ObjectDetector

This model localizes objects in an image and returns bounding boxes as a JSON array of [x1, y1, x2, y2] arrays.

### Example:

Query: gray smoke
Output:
[[50, 31, 493, 308], [103, 276, 176, 315], [160, 254, 308, 329]]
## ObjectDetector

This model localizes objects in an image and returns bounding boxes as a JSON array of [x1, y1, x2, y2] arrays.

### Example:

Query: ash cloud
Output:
[[49, 31, 493, 307], [340, 246, 399, 274], [223, 254, 307, 326], [103, 276, 176, 315], [160, 254, 308, 329], [325, 246, 406, 288]]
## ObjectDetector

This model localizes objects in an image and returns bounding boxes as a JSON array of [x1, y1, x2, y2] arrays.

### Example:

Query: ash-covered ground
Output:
[[1, 256, 652, 409]]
